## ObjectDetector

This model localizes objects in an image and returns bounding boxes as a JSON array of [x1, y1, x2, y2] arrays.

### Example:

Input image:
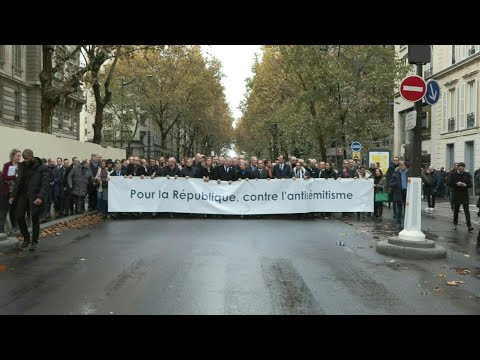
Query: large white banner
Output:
[[108, 177, 374, 214]]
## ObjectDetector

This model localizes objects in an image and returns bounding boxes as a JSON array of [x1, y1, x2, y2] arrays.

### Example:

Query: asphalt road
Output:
[[0, 215, 479, 314]]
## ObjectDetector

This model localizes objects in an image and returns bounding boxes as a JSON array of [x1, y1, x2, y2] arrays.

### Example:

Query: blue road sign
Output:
[[424, 79, 440, 106], [351, 141, 362, 152]]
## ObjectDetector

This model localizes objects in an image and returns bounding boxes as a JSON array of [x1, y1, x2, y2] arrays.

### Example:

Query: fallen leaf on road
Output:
[[0, 265, 7, 272], [403, 267, 409, 270], [387, 260, 396, 263], [436, 274, 447, 278], [434, 287, 444, 292], [447, 280, 466, 286], [455, 268, 470, 275], [340, 233, 348, 236]]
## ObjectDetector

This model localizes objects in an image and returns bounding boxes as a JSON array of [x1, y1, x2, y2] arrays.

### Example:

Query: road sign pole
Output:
[[410, 64, 423, 178], [377, 60, 446, 259]]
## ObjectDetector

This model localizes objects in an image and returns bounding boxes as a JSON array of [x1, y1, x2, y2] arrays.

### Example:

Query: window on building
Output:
[[467, 80, 477, 128], [0, 45, 5, 63], [13, 45, 22, 70], [446, 144, 454, 169], [451, 45, 456, 65], [14, 91, 21, 122], [69, 107, 75, 131], [468, 45, 477, 57], [448, 88, 456, 131]]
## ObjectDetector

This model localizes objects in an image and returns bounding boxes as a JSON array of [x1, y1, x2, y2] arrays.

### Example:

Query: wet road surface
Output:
[[0, 214, 479, 314]]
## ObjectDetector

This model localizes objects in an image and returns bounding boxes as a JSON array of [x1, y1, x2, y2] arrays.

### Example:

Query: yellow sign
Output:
[[352, 151, 361, 160], [369, 151, 390, 174]]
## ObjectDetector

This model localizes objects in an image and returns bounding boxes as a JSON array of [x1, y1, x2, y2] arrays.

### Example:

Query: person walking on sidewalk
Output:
[[9, 149, 49, 251], [422, 166, 439, 212], [1, 149, 22, 236], [474, 166, 480, 217], [447, 162, 474, 232]]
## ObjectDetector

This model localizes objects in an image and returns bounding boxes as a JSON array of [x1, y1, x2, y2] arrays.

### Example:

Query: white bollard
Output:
[[398, 177, 426, 242]]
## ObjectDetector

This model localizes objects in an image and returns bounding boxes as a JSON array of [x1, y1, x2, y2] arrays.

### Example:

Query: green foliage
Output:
[[236, 45, 408, 160], [105, 46, 233, 156]]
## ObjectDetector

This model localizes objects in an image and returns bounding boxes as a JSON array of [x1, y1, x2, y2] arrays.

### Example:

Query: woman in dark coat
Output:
[[373, 168, 388, 221], [1, 149, 22, 234]]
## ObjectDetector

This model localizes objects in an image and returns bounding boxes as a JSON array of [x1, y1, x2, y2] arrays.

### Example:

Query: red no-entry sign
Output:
[[400, 75, 426, 102]]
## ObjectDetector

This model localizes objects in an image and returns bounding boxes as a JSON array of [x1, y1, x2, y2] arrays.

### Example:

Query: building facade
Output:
[[393, 45, 480, 173], [0, 45, 84, 140]]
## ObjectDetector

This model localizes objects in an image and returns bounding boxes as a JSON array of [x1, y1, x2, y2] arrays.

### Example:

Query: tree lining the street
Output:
[[103, 46, 233, 157], [235, 45, 408, 160]]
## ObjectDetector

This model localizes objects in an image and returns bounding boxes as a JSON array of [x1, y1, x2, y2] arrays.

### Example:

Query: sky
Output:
[[201, 45, 262, 122]]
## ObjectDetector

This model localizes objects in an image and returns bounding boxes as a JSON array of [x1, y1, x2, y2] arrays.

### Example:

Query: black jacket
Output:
[[304, 166, 319, 178], [181, 166, 201, 178], [163, 166, 181, 177], [126, 164, 147, 177], [64, 164, 76, 188], [273, 163, 292, 179], [447, 170, 473, 203], [11, 157, 50, 203], [147, 166, 163, 177], [248, 167, 270, 179], [110, 169, 126, 177], [215, 165, 236, 181], [202, 167, 216, 179], [475, 169, 480, 196], [319, 169, 337, 179]]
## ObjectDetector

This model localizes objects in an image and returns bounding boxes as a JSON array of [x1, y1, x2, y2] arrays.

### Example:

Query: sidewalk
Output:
[[0, 211, 96, 247], [422, 198, 480, 227]]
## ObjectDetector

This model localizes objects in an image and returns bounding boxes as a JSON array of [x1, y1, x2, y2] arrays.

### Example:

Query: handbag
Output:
[[375, 191, 389, 202]]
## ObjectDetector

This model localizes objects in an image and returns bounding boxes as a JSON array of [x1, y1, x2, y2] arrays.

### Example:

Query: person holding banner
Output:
[[373, 169, 388, 221], [273, 155, 292, 179], [164, 158, 181, 178]]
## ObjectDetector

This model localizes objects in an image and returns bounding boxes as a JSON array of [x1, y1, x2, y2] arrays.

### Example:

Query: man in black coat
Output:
[[9, 149, 49, 250], [386, 156, 400, 214], [447, 162, 474, 232], [126, 157, 147, 177], [163, 157, 181, 178], [215, 158, 236, 183], [474, 166, 480, 217], [248, 159, 270, 179], [273, 155, 292, 179], [63, 157, 78, 216]]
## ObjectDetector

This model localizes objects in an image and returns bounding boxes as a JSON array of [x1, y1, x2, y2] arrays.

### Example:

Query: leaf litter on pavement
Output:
[[454, 267, 470, 275], [16, 214, 104, 242], [447, 280, 466, 286]]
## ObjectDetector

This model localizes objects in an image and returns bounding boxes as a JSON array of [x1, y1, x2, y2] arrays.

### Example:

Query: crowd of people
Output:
[[1, 149, 479, 250]]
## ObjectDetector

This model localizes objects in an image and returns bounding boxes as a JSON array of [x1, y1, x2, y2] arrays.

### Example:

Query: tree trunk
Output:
[[92, 103, 105, 144], [308, 100, 326, 160], [41, 98, 56, 134], [40, 46, 57, 134]]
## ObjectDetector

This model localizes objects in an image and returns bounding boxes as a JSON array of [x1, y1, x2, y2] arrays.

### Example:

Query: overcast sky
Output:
[[201, 45, 262, 121]]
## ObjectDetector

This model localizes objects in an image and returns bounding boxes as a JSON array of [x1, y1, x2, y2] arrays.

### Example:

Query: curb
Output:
[[2, 211, 97, 240]]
